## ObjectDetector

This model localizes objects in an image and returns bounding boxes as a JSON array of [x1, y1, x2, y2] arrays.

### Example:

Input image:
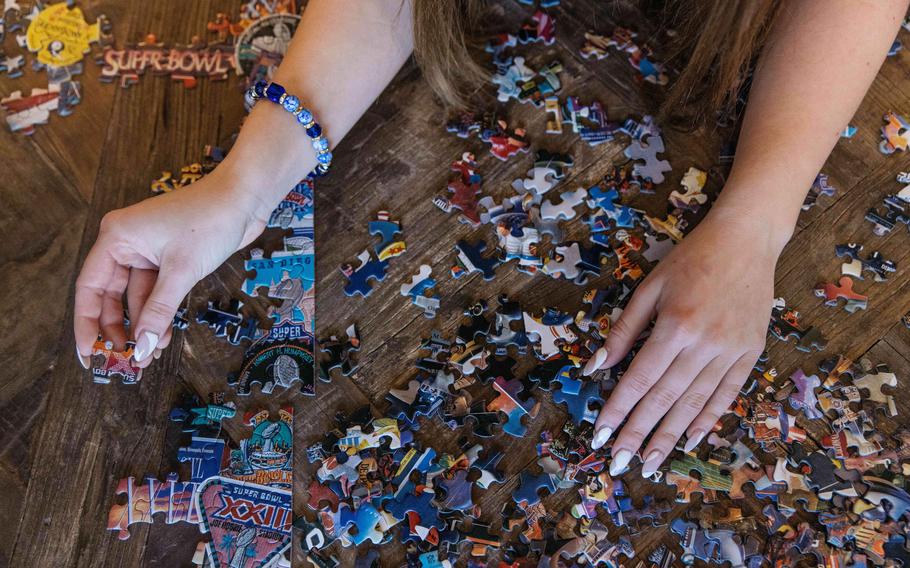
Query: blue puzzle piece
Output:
[[512, 471, 559, 507], [176, 436, 226, 483], [489, 377, 538, 437], [339, 503, 385, 546], [243, 249, 314, 296], [436, 469, 474, 512], [453, 240, 500, 280], [341, 250, 389, 297], [586, 185, 639, 228], [391, 447, 437, 498], [553, 371, 604, 425], [386, 490, 447, 530], [369, 212, 405, 260]]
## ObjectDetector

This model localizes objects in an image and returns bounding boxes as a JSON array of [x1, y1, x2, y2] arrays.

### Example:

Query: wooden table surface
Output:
[[2, 0, 910, 567]]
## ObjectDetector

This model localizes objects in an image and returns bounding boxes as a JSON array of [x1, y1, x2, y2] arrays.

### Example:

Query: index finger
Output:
[[74, 238, 120, 358], [591, 323, 682, 449]]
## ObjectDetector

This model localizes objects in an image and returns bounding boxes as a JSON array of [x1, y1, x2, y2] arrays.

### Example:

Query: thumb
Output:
[[133, 260, 196, 363], [582, 281, 659, 375]]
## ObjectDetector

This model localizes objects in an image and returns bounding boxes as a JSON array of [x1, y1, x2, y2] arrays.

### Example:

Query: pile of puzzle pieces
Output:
[[91, 2, 910, 567]]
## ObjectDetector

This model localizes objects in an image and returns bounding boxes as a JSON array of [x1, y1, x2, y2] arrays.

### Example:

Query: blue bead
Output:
[[312, 137, 329, 152], [317, 151, 332, 165], [253, 81, 267, 98], [306, 123, 322, 138], [296, 108, 313, 124], [282, 95, 299, 112], [265, 82, 285, 103]]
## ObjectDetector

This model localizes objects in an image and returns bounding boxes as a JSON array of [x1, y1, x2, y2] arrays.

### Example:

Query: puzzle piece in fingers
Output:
[[813, 276, 868, 313], [91, 337, 142, 384], [624, 133, 671, 184]]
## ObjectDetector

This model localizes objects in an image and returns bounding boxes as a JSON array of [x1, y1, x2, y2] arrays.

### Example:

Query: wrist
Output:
[[702, 200, 793, 258]]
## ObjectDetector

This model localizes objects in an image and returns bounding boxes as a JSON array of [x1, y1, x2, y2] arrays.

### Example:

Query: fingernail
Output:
[[582, 348, 608, 376], [134, 331, 159, 363], [76, 346, 90, 370], [683, 430, 705, 453], [641, 450, 664, 478], [591, 427, 612, 450], [153, 349, 161, 360], [609, 449, 632, 476]]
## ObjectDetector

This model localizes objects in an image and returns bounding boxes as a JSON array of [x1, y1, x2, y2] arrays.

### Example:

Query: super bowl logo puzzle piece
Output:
[[90, 337, 142, 384], [196, 476, 292, 567], [229, 319, 316, 395]]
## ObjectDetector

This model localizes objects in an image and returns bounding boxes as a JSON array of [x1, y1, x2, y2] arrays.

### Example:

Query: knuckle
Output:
[[715, 381, 743, 402], [620, 371, 654, 397], [143, 298, 177, 320], [621, 426, 648, 443], [99, 210, 124, 234], [649, 386, 679, 409], [649, 430, 678, 448], [680, 391, 708, 412]]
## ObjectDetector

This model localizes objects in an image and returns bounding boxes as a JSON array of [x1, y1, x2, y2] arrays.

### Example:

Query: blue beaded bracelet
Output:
[[247, 80, 332, 178]]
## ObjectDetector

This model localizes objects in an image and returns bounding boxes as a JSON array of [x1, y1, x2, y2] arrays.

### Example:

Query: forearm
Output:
[[714, 0, 907, 251], [219, 0, 414, 218]]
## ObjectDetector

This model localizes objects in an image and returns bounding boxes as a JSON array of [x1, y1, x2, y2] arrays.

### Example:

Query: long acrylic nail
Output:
[[591, 427, 613, 450], [582, 348, 608, 376], [76, 346, 90, 370], [133, 331, 159, 363], [641, 450, 664, 478], [609, 449, 632, 476], [683, 430, 706, 453]]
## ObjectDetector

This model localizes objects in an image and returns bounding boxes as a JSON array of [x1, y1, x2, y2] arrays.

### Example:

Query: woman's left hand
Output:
[[583, 204, 784, 477]]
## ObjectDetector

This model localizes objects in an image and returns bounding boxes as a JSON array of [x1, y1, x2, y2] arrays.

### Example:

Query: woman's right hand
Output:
[[74, 166, 271, 369]]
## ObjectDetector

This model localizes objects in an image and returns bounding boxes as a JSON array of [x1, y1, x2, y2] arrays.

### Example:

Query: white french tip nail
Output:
[[591, 427, 612, 450], [134, 331, 159, 363], [582, 348, 608, 376], [76, 346, 90, 370], [683, 430, 706, 453], [641, 450, 664, 478], [609, 449, 632, 476]]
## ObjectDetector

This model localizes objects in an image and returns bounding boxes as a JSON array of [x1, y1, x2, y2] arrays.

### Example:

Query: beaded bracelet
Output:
[[247, 80, 332, 178]]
